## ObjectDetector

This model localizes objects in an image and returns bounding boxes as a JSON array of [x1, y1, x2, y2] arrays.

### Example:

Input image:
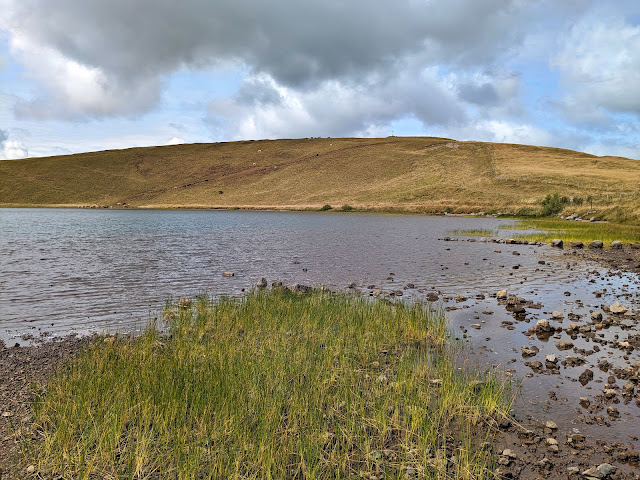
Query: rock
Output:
[[426, 292, 439, 301], [589, 240, 604, 249], [597, 463, 616, 477], [536, 319, 552, 332], [570, 241, 584, 248], [26, 465, 36, 474], [525, 361, 544, 372], [256, 277, 268, 288], [582, 467, 605, 479], [555, 340, 574, 350], [579, 369, 594, 385], [545, 421, 558, 430], [591, 312, 603, 322], [551, 239, 564, 248], [222, 271, 235, 277], [607, 406, 620, 418], [521, 345, 539, 357], [551, 311, 563, 319], [546, 438, 558, 446], [291, 283, 311, 294], [545, 354, 558, 364], [579, 397, 590, 407], [622, 382, 635, 395], [470, 324, 482, 330], [609, 301, 628, 314], [501, 449, 517, 459], [497, 289, 508, 299], [610, 240, 623, 249]]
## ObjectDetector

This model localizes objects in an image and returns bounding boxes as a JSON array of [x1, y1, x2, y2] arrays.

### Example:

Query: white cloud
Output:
[[0, 129, 28, 159], [9, 33, 161, 119], [166, 137, 185, 145], [552, 11, 640, 117], [209, 67, 466, 139]]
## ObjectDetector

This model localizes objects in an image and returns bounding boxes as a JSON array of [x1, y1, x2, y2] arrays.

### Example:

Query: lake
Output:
[[1, 208, 554, 342], [1, 208, 639, 441]]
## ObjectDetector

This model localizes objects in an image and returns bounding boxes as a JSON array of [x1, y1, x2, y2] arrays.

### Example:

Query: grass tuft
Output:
[[25, 290, 512, 479]]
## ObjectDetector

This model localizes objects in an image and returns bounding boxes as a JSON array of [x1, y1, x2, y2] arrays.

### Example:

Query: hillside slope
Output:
[[1, 137, 638, 220]]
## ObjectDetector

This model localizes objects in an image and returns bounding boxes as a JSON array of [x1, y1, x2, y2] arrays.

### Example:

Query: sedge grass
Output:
[[26, 290, 512, 479], [503, 218, 640, 246]]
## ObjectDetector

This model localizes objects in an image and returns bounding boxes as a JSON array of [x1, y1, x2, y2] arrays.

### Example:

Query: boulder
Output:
[[610, 240, 623, 249], [589, 240, 604, 249], [551, 239, 563, 248], [496, 289, 508, 299], [256, 278, 268, 288], [570, 241, 584, 249]]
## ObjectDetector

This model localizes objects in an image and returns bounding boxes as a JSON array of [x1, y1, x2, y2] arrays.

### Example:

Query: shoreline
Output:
[[2, 244, 639, 477]]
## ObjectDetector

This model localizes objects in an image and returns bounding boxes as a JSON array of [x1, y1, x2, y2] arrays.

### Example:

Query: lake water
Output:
[[0, 208, 556, 342], [1, 208, 639, 440]]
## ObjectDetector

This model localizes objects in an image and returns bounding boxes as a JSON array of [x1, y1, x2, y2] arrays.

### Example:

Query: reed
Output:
[[26, 289, 512, 479]]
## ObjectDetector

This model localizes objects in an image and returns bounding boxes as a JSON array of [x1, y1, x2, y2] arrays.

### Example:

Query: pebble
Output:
[[545, 420, 558, 430]]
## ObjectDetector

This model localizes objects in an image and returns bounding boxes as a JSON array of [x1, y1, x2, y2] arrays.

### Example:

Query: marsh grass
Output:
[[26, 290, 512, 479], [503, 218, 640, 246], [449, 229, 496, 237]]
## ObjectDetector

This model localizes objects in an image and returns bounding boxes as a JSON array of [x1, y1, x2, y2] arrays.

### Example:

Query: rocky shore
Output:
[[2, 243, 639, 479]]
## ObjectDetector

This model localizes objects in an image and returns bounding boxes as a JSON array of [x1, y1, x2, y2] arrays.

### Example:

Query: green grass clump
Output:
[[504, 218, 640, 246], [27, 290, 512, 479], [320, 204, 333, 211], [449, 229, 496, 237]]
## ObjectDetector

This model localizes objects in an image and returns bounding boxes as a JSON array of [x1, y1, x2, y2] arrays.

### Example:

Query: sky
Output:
[[0, 0, 639, 160]]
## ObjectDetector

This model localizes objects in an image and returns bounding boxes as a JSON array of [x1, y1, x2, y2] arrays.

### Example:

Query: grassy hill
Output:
[[1, 136, 639, 221]]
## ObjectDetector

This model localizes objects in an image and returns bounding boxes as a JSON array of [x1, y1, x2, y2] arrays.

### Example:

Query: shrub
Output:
[[320, 204, 333, 211], [540, 192, 567, 217], [341, 204, 354, 212]]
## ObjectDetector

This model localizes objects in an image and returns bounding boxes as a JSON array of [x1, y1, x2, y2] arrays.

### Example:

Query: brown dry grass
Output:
[[1, 137, 639, 221]]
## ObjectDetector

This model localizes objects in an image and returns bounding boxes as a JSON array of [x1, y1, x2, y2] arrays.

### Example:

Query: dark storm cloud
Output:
[[9, 0, 530, 88], [458, 82, 499, 106]]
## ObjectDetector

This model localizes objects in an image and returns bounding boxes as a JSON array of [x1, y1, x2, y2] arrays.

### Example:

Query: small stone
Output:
[[546, 438, 558, 446], [26, 465, 36, 474], [536, 319, 552, 332], [1, 411, 12, 417], [256, 277, 268, 288], [551, 311, 563, 319], [502, 449, 517, 459], [597, 463, 615, 477], [545, 354, 557, 363], [497, 289, 508, 299], [545, 421, 558, 430], [222, 271, 235, 277], [555, 340, 574, 350], [609, 301, 628, 314]]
